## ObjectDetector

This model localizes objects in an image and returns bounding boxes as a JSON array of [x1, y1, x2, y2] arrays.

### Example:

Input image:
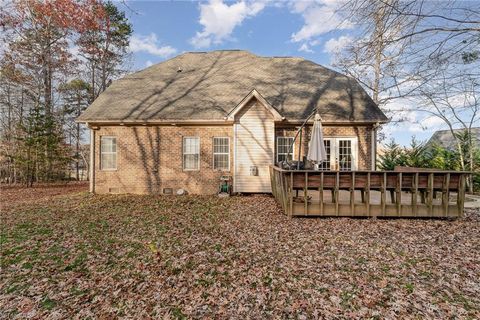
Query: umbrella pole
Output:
[[297, 128, 302, 170], [286, 109, 316, 168]]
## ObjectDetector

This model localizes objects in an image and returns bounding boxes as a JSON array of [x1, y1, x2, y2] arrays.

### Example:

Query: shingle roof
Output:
[[426, 128, 480, 150], [77, 50, 388, 123]]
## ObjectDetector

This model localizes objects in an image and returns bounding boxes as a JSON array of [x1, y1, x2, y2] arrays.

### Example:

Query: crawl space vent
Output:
[[108, 187, 119, 194]]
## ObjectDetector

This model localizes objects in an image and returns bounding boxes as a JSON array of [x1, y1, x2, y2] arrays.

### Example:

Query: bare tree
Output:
[[336, 0, 480, 111], [416, 67, 479, 176]]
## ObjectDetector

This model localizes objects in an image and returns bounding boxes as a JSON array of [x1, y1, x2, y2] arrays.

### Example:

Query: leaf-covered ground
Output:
[[1, 186, 479, 319]]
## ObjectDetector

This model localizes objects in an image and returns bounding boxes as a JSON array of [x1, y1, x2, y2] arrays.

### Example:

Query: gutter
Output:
[[77, 119, 389, 126]]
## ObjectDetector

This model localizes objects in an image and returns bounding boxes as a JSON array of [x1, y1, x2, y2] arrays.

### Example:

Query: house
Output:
[[77, 50, 388, 195], [426, 128, 480, 150]]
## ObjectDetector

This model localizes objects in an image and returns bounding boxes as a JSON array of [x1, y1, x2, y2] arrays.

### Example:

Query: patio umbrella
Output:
[[307, 113, 327, 162]]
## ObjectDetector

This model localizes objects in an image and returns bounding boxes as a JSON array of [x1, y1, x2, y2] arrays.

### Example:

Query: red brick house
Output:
[[77, 50, 388, 194]]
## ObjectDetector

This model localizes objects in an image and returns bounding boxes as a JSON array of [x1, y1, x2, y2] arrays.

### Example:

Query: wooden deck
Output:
[[269, 166, 469, 218]]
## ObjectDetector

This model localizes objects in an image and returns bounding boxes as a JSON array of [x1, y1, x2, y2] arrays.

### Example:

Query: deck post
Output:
[[281, 170, 287, 212], [458, 174, 466, 217], [289, 172, 293, 217], [381, 172, 386, 216], [442, 173, 450, 217], [428, 173, 434, 216], [282, 170, 287, 211], [278, 170, 284, 209], [366, 172, 371, 217], [412, 173, 418, 217], [396, 172, 402, 216]]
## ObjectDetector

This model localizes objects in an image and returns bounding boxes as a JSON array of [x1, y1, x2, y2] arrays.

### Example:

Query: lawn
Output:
[[1, 185, 479, 319]]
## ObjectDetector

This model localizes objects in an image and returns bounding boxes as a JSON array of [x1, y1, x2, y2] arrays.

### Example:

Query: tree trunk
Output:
[[76, 122, 80, 181], [372, 5, 385, 105]]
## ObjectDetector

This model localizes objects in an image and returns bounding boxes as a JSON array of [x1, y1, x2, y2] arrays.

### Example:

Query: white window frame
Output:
[[183, 137, 200, 171], [100, 136, 117, 171], [212, 137, 230, 171], [321, 137, 358, 171], [276, 136, 295, 163], [336, 137, 357, 171], [318, 138, 333, 171]]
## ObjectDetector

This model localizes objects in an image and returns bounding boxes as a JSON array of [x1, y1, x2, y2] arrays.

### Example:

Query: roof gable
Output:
[[226, 89, 284, 121]]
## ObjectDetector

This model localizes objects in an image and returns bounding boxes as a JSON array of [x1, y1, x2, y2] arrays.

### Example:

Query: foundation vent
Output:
[[163, 188, 173, 195]]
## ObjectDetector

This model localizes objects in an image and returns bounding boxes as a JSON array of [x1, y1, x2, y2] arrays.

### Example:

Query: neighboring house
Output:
[[77, 50, 388, 194], [426, 128, 480, 150]]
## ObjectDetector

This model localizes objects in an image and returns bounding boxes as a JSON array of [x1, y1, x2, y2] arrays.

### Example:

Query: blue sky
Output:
[[123, 0, 443, 146]]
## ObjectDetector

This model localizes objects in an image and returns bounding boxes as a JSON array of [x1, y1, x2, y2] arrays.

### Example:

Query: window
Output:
[[213, 137, 229, 170], [276, 137, 295, 163], [183, 137, 200, 170], [100, 136, 117, 170], [318, 139, 331, 170], [338, 139, 353, 171]]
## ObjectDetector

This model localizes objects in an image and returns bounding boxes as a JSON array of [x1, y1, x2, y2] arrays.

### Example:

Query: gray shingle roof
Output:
[[77, 50, 388, 123], [426, 128, 480, 150]]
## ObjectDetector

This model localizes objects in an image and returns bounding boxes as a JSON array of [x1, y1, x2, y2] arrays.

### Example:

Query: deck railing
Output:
[[269, 165, 469, 218]]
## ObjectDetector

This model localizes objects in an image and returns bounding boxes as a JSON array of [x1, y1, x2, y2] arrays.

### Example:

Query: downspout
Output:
[[233, 122, 237, 193], [89, 126, 95, 193], [371, 122, 379, 171], [297, 128, 303, 169]]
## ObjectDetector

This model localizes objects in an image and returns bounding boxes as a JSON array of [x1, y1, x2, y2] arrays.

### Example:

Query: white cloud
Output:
[[381, 97, 446, 144], [290, 0, 352, 51], [190, 0, 267, 48], [298, 43, 314, 53], [323, 35, 353, 54], [129, 33, 177, 58], [145, 60, 154, 67]]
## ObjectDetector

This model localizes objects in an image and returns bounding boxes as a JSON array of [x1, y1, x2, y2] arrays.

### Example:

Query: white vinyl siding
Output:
[[100, 136, 117, 170], [234, 100, 274, 193], [213, 137, 230, 171], [276, 137, 294, 163], [183, 137, 200, 171]]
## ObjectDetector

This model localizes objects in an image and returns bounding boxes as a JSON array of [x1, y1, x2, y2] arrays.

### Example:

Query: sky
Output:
[[122, 0, 449, 146]]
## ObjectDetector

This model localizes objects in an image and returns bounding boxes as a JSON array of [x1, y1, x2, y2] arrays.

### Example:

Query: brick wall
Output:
[[92, 124, 374, 195], [93, 126, 233, 195], [275, 125, 374, 170]]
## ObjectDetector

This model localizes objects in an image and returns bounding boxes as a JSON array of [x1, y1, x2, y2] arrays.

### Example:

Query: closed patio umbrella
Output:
[[307, 113, 327, 162]]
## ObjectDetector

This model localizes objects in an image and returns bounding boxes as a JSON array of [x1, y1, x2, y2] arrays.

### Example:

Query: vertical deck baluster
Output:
[[351, 172, 355, 217], [381, 172, 387, 216], [282, 171, 287, 211], [366, 172, 371, 217], [428, 173, 434, 217], [304, 172, 308, 216], [289, 172, 294, 217], [320, 172, 324, 216], [335, 172, 340, 216], [282, 171, 287, 214]]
